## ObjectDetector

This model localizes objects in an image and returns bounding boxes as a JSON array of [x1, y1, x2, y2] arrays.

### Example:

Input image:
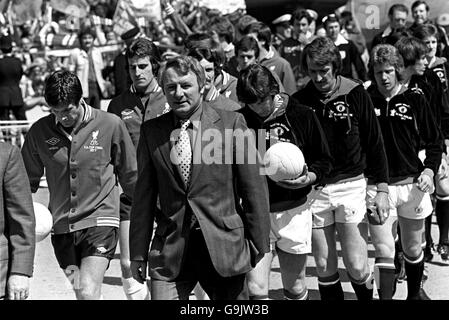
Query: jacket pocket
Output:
[[221, 214, 244, 230]]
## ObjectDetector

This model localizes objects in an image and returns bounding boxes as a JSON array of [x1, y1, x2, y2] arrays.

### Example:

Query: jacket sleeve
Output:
[[21, 124, 45, 193], [281, 60, 297, 95], [111, 117, 137, 201], [416, 94, 444, 175], [129, 124, 158, 261], [232, 113, 270, 256], [295, 107, 333, 183], [354, 87, 389, 185], [4, 145, 35, 277]]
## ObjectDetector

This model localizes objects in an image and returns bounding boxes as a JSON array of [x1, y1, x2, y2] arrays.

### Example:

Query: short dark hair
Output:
[[301, 36, 342, 75], [184, 33, 215, 52], [291, 9, 313, 25], [44, 70, 83, 107], [395, 36, 428, 67], [126, 38, 162, 76], [384, 27, 411, 46], [237, 64, 279, 104], [322, 13, 340, 28], [158, 55, 206, 90], [388, 3, 409, 17], [413, 24, 441, 42], [235, 36, 260, 59], [369, 44, 404, 81], [209, 16, 235, 44], [187, 46, 225, 77], [78, 27, 96, 40], [411, 1, 429, 12]]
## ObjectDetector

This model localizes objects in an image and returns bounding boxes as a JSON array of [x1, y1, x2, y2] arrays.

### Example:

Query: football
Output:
[[263, 142, 305, 182], [34, 202, 53, 242]]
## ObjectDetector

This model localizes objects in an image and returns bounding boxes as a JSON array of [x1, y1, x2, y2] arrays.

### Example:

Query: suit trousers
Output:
[[150, 228, 249, 300]]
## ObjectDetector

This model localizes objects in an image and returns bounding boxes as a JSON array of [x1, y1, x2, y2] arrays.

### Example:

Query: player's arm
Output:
[[21, 126, 45, 193]]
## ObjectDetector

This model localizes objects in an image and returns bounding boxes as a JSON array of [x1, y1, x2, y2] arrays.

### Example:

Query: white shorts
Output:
[[269, 201, 313, 255], [366, 184, 433, 220], [309, 177, 367, 228]]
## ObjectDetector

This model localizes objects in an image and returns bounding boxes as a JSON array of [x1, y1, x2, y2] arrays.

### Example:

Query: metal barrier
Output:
[[0, 120, 34, 148]]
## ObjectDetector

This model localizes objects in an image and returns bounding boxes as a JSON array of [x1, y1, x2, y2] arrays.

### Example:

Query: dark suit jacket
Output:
[[130, 104, 270, 281], [0, 143, 35, 298], [0, 56, 24, 108]]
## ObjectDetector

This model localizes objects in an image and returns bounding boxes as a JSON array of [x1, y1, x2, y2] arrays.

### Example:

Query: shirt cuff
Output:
[[376, 182, 389, 194]]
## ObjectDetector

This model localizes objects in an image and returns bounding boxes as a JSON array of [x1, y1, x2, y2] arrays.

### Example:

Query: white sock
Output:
[[121, 277, 150, 300]]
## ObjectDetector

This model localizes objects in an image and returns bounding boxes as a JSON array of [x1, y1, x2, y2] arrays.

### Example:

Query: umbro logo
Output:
[[45, 137, 60, 145]]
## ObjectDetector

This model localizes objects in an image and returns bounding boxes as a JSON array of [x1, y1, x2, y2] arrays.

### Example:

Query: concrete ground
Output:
[[29, 187, 449, 300]]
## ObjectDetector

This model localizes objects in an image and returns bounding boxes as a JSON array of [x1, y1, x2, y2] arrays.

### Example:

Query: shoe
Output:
[[408, 287, 431, 300], [437, 243, 449, 261]]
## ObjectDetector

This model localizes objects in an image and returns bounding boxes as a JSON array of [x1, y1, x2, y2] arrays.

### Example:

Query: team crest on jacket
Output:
[[390, 103, 412, 120], [84, 130, 103, 152]]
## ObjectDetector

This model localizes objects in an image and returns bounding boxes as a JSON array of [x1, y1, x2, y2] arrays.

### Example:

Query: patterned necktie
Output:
[[176, 119, 192, 187]]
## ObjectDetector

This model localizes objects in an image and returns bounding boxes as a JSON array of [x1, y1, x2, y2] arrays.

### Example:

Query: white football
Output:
[[263, 142, 305, 182], [34, 202, 53, 242]]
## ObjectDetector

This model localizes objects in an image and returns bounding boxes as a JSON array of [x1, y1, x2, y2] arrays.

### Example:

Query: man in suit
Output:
[[129, 56, 270, 300], [0, 142, 35, 300], [0, 34, 26, 121]]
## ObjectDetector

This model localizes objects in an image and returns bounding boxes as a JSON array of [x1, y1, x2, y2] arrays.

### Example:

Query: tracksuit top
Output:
[[107, 84, 169, 148], [214, 71, 238, 103], [21, 103, 137, 234], [239, 93, 333, 212], [366, 84, 443, 184], [428, 56, 449, 139], [292, 76, 389, 187], [260, 49, 297, 95]]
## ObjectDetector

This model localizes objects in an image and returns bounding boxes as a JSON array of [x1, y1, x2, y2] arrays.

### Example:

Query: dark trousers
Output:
[[86, 80, 101, 109], [150, 228, 249, 300], [0, 106, 26, 120]]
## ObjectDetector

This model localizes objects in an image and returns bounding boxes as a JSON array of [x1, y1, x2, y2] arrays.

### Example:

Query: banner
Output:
[[49, 0, 89, 18], [112, 0, 161, 36], [11, 0, 42, 24], [345, 0, 449, 45], [197, 0, 246, 15]]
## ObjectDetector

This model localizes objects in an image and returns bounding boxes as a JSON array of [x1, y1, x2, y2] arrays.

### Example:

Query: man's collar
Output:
[[334, 33, 349, 46], [130, 80, 161, 96], [55, 100, 92, 130], [173, 103, 203, 129]]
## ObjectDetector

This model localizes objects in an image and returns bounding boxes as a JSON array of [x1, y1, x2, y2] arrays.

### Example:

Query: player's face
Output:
[[390, 10, 407, 29], [50, 103, 83, 128], [412, 54, 429, 75], [248, 95, 273, 118], [412, 4, 428, 24], [424, 36, 438, 59], [293, 17, 309, 35], [128, 55, 155, 92], [237, 50, 257, 70], [325, 22, 340, 41], [306, 57, 337, 94], [373, 63, 398, 93], [198, 58, 215, 90], [162, 68, 204, 118]]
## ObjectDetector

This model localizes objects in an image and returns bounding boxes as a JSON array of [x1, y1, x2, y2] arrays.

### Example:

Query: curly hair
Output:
[[368, 44, 404, 81], [301, 36, 342, 75]]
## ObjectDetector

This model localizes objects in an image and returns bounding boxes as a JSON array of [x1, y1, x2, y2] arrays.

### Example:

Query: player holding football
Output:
[[366, 44, 443, 300], [292, 37, 389, 300], [237, 63, 333, 300]]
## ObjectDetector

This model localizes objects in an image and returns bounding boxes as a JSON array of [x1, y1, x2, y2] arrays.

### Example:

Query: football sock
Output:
[[373, 257, 396, 300], [283, 288, 308, 300], [317, 272, 344, 300], [436, 200, 449, 244], [121, 277, 150, 300], [403, 251, 424, 299], [348, 271, 373, 300]]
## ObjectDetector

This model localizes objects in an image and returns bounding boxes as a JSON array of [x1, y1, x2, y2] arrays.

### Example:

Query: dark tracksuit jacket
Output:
[[428, 57, 449, 139], [292, 76, 389, 189], [240, 93, 333, 212], [367, 84, 443, 184]]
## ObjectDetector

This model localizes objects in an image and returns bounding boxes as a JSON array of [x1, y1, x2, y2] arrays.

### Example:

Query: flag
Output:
[[10, 0, 42, 24], [49, 0, 89, 18]]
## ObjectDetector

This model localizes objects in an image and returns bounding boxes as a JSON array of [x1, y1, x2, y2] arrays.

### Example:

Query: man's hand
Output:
[[276, 165, 315, 190], [130, 261, 148, 284], [417, 170, 434, 193], [7, 274, 30, 300], [369, 191, 389, 225]]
